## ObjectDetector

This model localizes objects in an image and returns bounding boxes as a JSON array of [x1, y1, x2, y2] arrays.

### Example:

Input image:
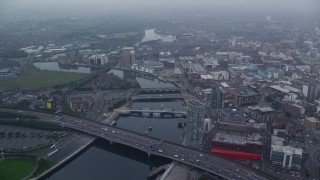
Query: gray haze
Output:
[[0, 0, 319, 21]]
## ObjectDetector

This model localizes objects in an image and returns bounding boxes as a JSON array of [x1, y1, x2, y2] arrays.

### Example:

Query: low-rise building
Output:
[[244, 105, 275, 123], [304, 117, 320, 129], [270, 128, 303, 169], [233, 88, 260, 107], [270, 145, 303, 169], [283, 103, 305, 118], [67, 94, 93, 112]]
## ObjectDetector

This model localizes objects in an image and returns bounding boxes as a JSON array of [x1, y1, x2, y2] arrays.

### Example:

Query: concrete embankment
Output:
[[32, 137, 96, 180], [147, 164, 170, 179]]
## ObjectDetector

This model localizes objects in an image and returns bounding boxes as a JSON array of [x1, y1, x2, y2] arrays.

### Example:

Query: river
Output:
[[47, 139, 171, 180], [47, 101, 185, 180]]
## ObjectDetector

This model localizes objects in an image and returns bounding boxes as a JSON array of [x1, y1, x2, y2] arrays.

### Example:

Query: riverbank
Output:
[[33, 134, 96, 180]]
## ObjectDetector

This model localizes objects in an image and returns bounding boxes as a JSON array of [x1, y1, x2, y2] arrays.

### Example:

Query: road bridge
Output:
[[115, 108, 186, 118], [0, 108, 276, 180], [59, 121, 274, 180], [138, 87, 181, 94], [132, 94, 189, 101]]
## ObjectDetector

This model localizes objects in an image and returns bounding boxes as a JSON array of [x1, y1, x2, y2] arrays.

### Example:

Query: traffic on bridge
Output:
[[0, 109, 277, 180]]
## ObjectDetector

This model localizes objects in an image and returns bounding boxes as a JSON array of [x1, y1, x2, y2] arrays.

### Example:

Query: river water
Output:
[[46, 71, 184, 180], [47, 139, 171, 180], [47, 101, 185, 180], [37, 59, 182, 179]]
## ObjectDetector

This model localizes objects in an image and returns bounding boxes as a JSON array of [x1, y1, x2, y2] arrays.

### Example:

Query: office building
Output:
[[233, 87, 260, 107], [89, 54, 108, 66], [303, 83, 320, 102], [244, 105, 275, 123], [270, 145, 302, 169], [210, 83, 223, 110], [122, 47, 134, 69], [186, 99, 205, 149]]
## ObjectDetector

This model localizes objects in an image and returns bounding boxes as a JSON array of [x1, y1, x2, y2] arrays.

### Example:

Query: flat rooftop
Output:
[[212, 131, 263, 146]]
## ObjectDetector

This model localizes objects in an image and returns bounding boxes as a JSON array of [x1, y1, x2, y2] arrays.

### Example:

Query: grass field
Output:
[[0, 159, 36, 180], [31, 159, 56, 178], [0, 68, 91, 91]]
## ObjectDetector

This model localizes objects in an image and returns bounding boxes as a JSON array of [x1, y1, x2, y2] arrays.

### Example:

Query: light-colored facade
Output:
[[304, 117, 320, 129], [186, 99, 205, 149], [270, 145, 302, 169], [89, 54, 108, 65]]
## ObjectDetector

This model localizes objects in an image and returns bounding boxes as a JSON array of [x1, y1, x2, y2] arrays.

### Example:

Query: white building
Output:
[[210, 71, 229, 80], [89, 54, 108, 66]]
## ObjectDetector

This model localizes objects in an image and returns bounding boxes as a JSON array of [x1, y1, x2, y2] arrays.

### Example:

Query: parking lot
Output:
[[0, 125, 67, 150]]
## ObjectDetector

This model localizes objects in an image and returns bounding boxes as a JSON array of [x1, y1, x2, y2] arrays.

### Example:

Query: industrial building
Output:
[[212, 108, 266, 160]]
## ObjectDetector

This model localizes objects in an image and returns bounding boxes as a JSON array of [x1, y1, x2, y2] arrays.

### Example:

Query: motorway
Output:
[[305, 129, 320, 180], [0, 108, 277, 180]]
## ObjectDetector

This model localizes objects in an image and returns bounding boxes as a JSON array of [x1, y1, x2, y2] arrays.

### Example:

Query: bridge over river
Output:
[[115, 107, 186, 118], [57, 117, 274, 180], [0, 109, 276, 180]]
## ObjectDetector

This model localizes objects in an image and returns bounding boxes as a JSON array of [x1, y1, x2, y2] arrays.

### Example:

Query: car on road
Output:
[[158, 149, 163, 153], [174, 155, 178, 158]]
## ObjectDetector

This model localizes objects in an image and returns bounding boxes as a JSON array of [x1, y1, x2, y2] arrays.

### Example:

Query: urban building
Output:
[[67, 94, 93, 112], [210, 71, 229, 81], [283, 103, 305, 118], [304, 117, 320, 129], [89, 54, 108, 65], [270, 146, 303, 169], [216, 52, 229, 61], [244, 105, 275, 123], [202, 58, 218, 71], [303, 83, 320, 102], [233, 87, 260, 107], [212, 108, 266, 160], [204, 118, 213, 133], [210, 83, 223, 110], [186, 99, 205, 149], [269, 128, 303, 169], [122, 47, 135, 69], [131, 64, 155, 74]]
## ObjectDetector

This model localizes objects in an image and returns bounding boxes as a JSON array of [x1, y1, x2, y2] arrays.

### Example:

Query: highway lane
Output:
[[0, 108, 276, 180]]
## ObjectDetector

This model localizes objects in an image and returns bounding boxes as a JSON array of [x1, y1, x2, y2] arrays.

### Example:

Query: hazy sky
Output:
[[1, 0, 319, 19]]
